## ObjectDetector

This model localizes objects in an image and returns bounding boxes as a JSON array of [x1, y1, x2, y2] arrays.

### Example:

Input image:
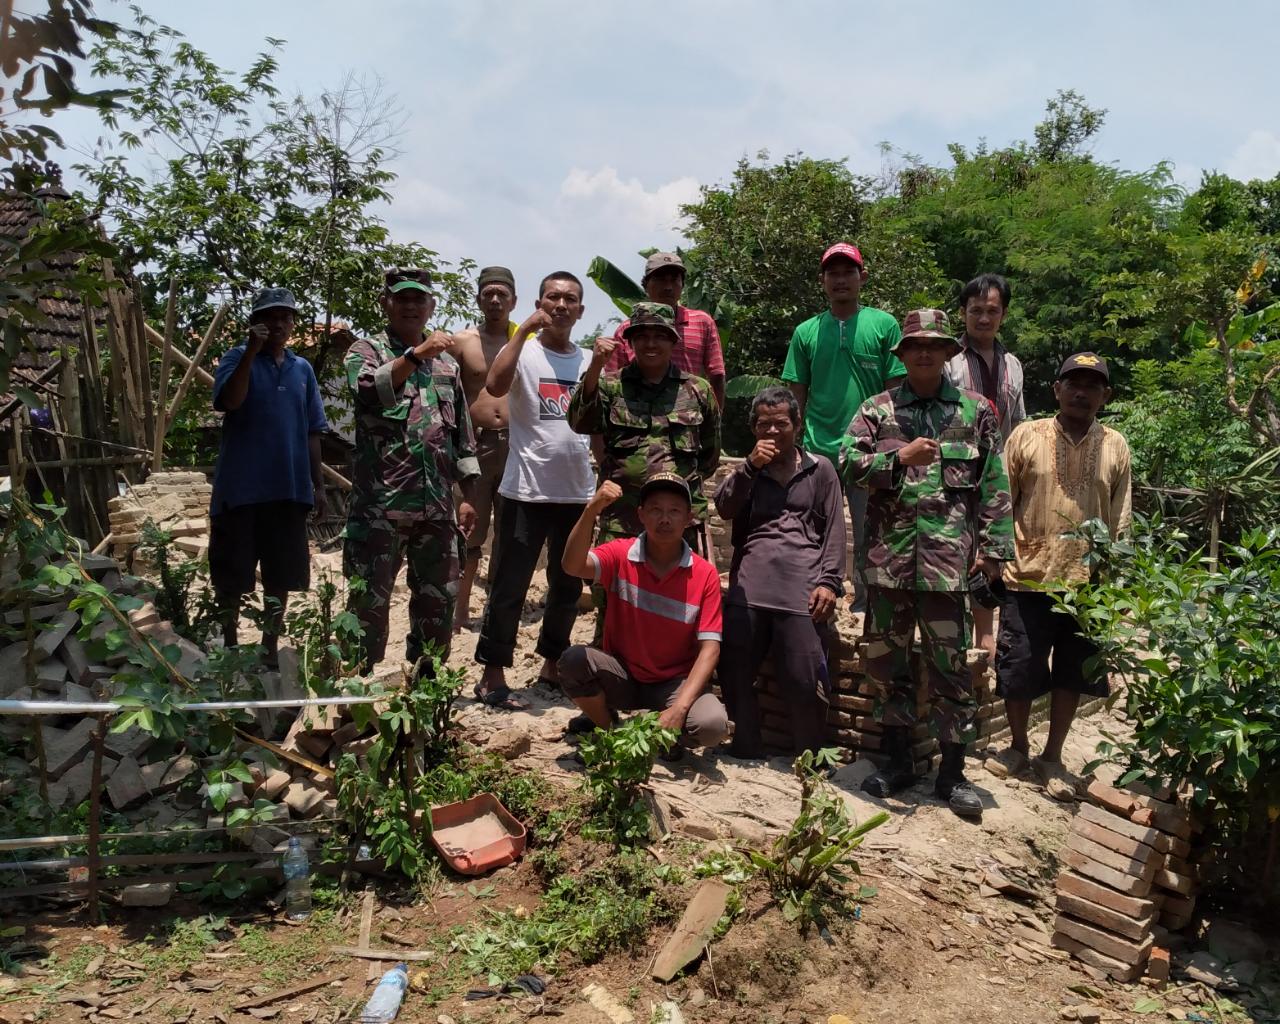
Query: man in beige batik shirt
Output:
[[989, 353, 1131, 800]]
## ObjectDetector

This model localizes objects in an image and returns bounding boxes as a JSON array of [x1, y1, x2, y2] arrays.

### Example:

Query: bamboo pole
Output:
[[165, 303, 229, 431], [132, 293, 156, 460], [151, 279, 178, 471], [86, 713, 110, 919]]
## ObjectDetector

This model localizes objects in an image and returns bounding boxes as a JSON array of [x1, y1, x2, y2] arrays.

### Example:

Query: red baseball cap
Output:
[[820, 242, 864, 270]]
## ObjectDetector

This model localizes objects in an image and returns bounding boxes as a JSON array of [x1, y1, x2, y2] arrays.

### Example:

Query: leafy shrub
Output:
[[746, 749, 887, 930], [577, 713, 677, 845]]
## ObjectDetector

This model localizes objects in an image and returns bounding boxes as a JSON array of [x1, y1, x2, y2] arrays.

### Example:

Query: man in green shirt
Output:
[[782, 242, 903, 612]]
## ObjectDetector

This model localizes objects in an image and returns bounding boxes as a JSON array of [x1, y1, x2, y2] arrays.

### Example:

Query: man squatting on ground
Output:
[[603, 251, 727, 409], [990, 353, 1131, 798], [943, 272, 1025, 663], [842, 309, 1014, 818], [716, 386, 846, 758], [782, 243, 904, 615], [472, 272, 596, 709], [449, 266, 521, 631], [210, 287, 328, 667], [559, 474, 729, 755], [343, 267, 479, 675]]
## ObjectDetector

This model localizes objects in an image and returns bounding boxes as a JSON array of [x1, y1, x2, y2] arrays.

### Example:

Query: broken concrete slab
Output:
[[138, 753, 198, 795], [257, 769, 291, 801], [106, 756, 150, 810], [283, 780, 327, 818], [103, 724, 153, 761], [652, 879, 731, 981], [57, 634, 91, 685], [40, 719, 99, 778], [34, 658, 69, 692], [32, 611, 79, 662], [121, 882, 174, 907], [48, 752, 116, 809]]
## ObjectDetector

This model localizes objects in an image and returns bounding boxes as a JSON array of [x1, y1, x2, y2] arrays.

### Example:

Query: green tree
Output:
[[679, 152, 944, 377]]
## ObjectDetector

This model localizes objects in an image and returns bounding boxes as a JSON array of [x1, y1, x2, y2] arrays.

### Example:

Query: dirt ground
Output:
[[0, 554, 1254, 1024]]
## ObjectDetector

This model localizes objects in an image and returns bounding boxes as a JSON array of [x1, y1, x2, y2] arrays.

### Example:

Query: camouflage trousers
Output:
[[863, 586, 975, 745], [343, 516, 462, 673], [590, 521, 708, 646]]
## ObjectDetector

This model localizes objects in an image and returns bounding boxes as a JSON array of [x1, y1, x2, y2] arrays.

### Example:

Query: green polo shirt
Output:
[[781, 307, 904, 460]]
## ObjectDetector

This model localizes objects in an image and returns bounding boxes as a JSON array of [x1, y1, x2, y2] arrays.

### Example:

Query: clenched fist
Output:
[[590, 336, 619, 368], [588, 480, 623, 513]]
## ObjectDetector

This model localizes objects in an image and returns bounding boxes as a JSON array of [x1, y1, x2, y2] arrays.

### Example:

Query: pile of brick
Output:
[[106, 470, 212, 568], [1050, 779, 1200, 982]]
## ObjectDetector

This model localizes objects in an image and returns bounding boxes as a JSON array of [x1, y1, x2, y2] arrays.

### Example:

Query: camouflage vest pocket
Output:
[[939, 440, 981, 489], [667, 407, 703, 452], [432, 379, 457, 428]]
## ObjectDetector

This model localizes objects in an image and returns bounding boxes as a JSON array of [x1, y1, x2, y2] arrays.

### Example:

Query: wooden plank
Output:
[[358, 889, 379, 983], [652, 879, 730, 982], [333, 946, 434, 963], [233, 976, 334, 1010], [152, 278, 178, 471], [165, 303, 229, 431]]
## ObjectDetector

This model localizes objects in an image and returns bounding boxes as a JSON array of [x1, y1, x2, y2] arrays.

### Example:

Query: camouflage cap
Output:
[[384, 266, 432, 295], [642, 252, 685, 280], [639, 470, 691, 506], [622, 302, 681, 344], [893, 308, 959, 357], [1058, 351, 1110, 382], [250, 287, 297, 317]]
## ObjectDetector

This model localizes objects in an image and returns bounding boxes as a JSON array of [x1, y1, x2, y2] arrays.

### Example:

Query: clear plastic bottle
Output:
[[359, 963, 408, 1023], [281, 837, 312, 921]]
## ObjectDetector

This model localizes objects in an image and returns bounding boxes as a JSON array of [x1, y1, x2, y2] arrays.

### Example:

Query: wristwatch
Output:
[[403, 348, 424, 367]]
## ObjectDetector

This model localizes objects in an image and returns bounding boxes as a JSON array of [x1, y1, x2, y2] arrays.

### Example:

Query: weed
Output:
[[139, 521, 219, 644], [578, 713, 677, 845], [121, 914, 228, 973], [236, 908, 341, 983], [746, 748, 888, 931]]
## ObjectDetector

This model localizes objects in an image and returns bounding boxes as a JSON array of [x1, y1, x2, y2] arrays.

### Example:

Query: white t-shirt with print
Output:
[[499, 338, 594, 503]]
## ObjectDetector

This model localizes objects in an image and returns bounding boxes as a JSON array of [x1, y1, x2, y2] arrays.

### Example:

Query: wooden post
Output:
[[132, 296, 156, 464], [86, 713, 110, 920], [152, 280, 178, 472], [165, 303, 229, 431]]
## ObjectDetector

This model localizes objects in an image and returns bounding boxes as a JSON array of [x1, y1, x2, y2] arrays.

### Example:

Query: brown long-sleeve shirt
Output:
[[714, 450, 846, 615]]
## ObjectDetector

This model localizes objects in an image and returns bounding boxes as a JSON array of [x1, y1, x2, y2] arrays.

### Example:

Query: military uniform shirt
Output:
[[840, 381, 1014, 592], [567, 362, 720, 535], [344, 331, 479, 522]]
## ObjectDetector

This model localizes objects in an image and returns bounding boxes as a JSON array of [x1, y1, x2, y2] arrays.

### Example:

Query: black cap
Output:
[[1057, 352, 1110, 382], [639, 471, 691, 505], [476, 266, 516, 292]]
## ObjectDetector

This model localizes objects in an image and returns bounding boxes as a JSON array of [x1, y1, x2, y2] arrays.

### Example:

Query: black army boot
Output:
[[935, 742, 983, 818], [860, 726, 919, 798]]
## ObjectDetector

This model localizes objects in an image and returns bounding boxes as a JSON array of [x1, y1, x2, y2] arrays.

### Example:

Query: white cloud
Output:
[[1225, 130, 1280, 182], [558, 167, 701, 235]]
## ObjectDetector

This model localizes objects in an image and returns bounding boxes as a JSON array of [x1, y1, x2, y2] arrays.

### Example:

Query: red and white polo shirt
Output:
[[589, 536, 723, 683]]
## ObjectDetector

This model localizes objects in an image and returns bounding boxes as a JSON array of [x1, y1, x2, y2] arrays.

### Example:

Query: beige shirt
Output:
[[1004, 416, 1132, 588]]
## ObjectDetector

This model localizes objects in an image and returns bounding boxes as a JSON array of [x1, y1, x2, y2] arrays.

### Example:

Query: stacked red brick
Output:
[[1051, 780, 1199, 981]]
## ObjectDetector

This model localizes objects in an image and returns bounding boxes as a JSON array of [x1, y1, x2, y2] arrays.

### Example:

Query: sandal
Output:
[[984, 747, 1031, 780], [472, 683, 529, 711]]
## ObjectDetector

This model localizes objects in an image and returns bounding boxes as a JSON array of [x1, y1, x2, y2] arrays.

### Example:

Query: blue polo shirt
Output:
[[211, 345, 329, 515]]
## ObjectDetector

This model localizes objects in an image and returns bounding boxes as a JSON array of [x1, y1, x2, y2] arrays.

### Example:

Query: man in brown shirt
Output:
[[449, 266, 518, 630], [715, 386, 846, 758], [991, 353, 1132, 798]]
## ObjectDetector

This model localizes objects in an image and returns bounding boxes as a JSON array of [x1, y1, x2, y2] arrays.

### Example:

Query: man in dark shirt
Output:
[[210, 287, 329, 666], [715, 386, 845, 757]]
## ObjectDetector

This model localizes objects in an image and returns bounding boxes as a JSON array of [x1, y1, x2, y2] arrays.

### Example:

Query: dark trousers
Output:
[[720, 604, 831, 756], [996, 589, 1110, 700], [475, 499, 585, 668]]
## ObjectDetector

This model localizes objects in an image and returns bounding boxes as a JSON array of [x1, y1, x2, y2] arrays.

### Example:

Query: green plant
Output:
[[280, 569, 366, 692], [335, 648, 467, 878], [1053, 518, 1280, 858], [577, 713, 678, 845], [746, 749, 888, 931], [139, 520, 219, 643]]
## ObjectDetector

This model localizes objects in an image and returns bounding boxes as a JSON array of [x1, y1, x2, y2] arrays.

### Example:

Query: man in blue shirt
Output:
[[210, 287, 329, 666]]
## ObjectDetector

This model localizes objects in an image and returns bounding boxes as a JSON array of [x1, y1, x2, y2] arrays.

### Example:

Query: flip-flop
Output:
[[473, 683, 529, 711]]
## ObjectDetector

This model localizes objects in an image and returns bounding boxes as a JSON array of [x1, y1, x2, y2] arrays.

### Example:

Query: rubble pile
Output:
[[1050, 779, 1202, 982], [106, 470, 212, 568]]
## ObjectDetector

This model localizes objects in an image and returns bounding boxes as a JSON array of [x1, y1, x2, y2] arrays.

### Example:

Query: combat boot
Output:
[[935, 742, 983, 818], [860, 725, 919, 798]]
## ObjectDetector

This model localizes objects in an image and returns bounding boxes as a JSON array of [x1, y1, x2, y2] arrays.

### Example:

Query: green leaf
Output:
[[586, 256, 644, 317], [1131, 997, 1163, 1013], [724, 374, 786, 400]]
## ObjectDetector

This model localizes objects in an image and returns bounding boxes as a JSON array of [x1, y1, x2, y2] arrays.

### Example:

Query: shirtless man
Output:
[[450, 266, 519, 630]]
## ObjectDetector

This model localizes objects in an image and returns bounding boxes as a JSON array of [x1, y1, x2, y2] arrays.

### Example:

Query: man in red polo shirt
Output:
[[559, 473, 728, 751]]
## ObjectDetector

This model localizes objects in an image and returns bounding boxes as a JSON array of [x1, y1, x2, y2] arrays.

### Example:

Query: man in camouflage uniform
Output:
[[567, 302, 720, 550], [840, 308, 1013, 817], [344, 267, 480, 675]]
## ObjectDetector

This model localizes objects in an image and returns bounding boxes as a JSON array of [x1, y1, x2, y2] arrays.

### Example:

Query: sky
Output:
[[41, 0, 1280, 332]]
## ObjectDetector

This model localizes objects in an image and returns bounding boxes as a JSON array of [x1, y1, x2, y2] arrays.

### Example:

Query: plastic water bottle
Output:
[[282, 838, 312, 921], [359, 963, 408, 1023]]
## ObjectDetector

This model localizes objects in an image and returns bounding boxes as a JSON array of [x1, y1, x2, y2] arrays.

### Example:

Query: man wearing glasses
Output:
[[343, 268, 480, 675]]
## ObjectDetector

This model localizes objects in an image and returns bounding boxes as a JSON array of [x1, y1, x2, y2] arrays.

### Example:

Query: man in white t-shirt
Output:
[[472, 271, 596, 709]]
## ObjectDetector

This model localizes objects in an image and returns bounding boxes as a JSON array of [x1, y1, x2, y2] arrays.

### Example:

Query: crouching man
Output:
[[558, 473, 728, 755]]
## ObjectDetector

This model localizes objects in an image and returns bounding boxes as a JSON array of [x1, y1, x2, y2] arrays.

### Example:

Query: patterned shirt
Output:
[[840, 381, 1014, 592], [943, 336, 1026, 440], [567, 362, 721, 536], [344, 331, 479, 522], [604, 305, 726, 380], [1004, 416, 1132, 589]]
